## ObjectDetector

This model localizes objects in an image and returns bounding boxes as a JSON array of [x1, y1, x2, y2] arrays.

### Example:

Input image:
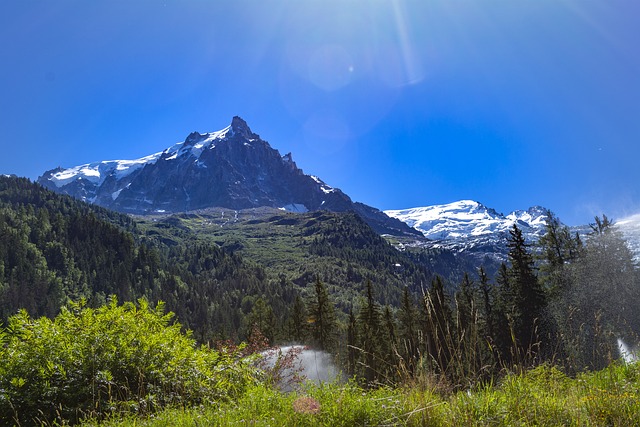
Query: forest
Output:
[[1, 175, 640, 425]]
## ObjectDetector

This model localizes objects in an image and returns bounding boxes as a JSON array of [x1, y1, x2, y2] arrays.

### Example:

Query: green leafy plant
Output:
[[0, 297, 257, 426]]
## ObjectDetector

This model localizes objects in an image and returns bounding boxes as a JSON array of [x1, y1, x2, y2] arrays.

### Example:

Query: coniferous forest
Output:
[[2, 175, 640, 425]]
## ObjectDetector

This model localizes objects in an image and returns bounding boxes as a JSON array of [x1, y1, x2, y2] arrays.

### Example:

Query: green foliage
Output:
[[0, 298, 257, 425], [353, 279, 385, 384], [422, 275, 455, 375], [5, 176, 640, 400]]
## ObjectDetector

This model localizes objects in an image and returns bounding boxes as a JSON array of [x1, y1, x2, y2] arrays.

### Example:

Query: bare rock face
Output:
[[38, 117, 419, 237]]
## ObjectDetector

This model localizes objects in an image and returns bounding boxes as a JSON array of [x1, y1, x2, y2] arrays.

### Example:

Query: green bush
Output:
[[0, 298, 257, 426]]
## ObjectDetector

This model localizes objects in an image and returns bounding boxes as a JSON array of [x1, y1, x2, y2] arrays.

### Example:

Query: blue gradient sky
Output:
[[1, 0, 639, 225]]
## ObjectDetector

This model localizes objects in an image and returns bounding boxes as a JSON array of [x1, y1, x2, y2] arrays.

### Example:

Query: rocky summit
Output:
[[38, 117, 419, 237]]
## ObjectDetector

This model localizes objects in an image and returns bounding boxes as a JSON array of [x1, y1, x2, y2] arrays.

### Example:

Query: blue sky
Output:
[[1, 0, 639, 226]]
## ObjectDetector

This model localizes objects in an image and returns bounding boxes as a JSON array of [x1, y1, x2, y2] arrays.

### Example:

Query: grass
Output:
[[84, 362, 640, 427]]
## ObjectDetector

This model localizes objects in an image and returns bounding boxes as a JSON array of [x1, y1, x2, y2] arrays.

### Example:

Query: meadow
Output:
[[88, 362, 640, 427]]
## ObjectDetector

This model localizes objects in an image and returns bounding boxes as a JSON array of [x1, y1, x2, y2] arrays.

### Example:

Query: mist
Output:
[[260, 345, 342, 391]]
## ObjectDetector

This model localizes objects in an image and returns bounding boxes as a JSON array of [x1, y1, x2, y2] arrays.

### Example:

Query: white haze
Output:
[[260, 345, 342, 390], [617, 338, 638, 363], [615, 213, 640, 261]]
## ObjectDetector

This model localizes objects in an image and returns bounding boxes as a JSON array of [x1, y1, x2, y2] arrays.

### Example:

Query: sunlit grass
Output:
[[86, 362, 640, 427]]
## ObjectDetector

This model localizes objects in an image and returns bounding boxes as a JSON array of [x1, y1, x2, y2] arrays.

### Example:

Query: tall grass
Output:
[[86, 362, 640, 427]]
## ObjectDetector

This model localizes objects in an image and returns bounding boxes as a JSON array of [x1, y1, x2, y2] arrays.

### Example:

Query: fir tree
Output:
[[397, 286, 418, 375], [537, 209, 581, 295], [357, 279, 383, 384], [308, 276, 337, 352], [245, 297, 276, 344], [506, 224, 547, 358], [287, 294, 309, 343]]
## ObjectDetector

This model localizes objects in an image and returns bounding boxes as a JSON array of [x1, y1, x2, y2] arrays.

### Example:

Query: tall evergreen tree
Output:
[[356, 279, 383, 384], [558, 215, 640, 370], [245, 297, 276, 344], [506, 224, 547, 357], [454, 272, 484, 379], [346, 307, 358, 376], [493, 262, 516, 362], [455, 272, 476, 340], [381, 305, 398, 381], [477, 266, 495, 346], [308, 276, 337, 352], [287, 294, 309, 343], [537, 209, 581, 295], [397, 286, 419, 375]]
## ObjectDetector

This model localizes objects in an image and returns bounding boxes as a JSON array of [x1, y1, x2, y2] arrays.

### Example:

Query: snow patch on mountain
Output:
[[310, 175, 335, 194], [279, 204, 309, 213]]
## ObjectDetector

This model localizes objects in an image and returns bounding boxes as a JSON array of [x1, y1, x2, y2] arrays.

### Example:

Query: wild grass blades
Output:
[[85, 362, 640, 426]]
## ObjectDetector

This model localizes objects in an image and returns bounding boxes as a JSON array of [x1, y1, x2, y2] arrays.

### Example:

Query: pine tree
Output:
[[454, 272, 483, 379], [287, 294, 309, 343], [357, 279, 383, 384], [493, 262, 515, 363], [455, 272, 475, 340], [561, 215, 640, 369], [477, 266, 494, 345], [346, 307, 357, 376], [381, 305, 398, 381], [397, 286, 418, 375], [537, 209, 581, 295], [506, 224, 547, 358], [308, 276, 337, 352], [245, 297, 276, 344]]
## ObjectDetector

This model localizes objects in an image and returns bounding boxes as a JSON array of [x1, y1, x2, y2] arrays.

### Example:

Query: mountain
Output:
[[38, 117, 418, 237], [386, 200, 548, 241], [385, 200, 549, 272]]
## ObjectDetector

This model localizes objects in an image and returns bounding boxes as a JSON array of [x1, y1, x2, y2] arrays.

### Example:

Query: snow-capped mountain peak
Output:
[[37, 117, 419, 236], [385, 200, 548, 241], [385, 200, 551, 274]]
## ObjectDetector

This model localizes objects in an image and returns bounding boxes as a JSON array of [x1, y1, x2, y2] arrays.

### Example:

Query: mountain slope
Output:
[[137, 207, 433, 309], [38, 117, 418, 237]]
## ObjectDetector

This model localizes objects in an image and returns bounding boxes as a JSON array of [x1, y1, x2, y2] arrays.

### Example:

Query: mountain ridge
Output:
[[385, 200, 548, 241], [384, 200, 551, 276], [38, 117, 419, 237]]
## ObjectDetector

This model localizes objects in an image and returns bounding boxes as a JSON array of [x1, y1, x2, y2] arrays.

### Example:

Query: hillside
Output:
[[0, 176, 438, 341], [137, 207, 433, 310], [0, 176, 284, 341]]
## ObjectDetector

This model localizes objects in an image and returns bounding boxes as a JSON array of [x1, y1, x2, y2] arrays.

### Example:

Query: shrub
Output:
[[0, 298, 257, 425]]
